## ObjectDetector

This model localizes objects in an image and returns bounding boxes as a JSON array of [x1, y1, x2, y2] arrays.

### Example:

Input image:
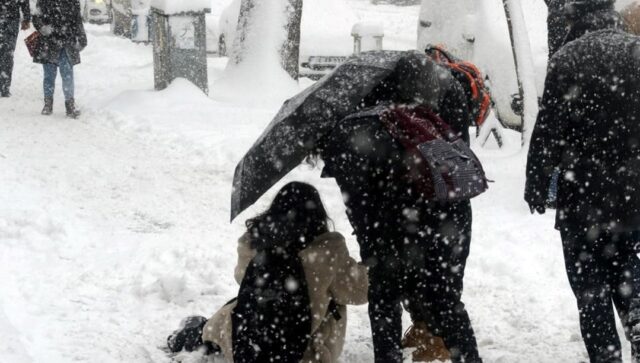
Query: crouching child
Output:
[[168, 182, 369, 363]]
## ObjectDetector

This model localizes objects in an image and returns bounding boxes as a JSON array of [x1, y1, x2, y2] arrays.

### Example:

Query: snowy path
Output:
[[0, 9, 633, 363]]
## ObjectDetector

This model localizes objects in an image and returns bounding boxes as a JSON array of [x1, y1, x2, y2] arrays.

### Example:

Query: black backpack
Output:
[[231, 248, 312, 363]]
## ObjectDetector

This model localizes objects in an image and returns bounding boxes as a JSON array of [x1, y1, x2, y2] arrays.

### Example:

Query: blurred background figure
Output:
[[32, 0, 86, 118], [0, 0, 31, 98]]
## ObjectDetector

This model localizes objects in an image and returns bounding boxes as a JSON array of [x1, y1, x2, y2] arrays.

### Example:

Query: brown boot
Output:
[[65, 98, 80, 119], [402, 322, 451, 362], [42, 97, 53, 115]]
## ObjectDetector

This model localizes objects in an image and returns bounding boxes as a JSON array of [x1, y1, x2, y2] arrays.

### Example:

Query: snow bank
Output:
[[150, 0, 210, 14], [105, 78, 213, 117], [0, 309, 32, 363]]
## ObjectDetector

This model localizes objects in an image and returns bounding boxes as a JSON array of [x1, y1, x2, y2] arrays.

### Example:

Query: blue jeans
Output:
[[43, 49, 74, 100]]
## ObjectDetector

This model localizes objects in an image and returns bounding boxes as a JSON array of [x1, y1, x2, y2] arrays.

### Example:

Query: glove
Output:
[[167, 316, 208, 353], [529, 203, 546, 215]]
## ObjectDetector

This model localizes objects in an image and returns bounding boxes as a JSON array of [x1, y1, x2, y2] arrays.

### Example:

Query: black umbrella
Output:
[[230, 50, 446, 221]]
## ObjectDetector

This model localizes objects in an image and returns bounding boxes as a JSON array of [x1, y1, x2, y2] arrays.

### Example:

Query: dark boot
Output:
[[167, 316, 213, 353], [0, 85, 9, 97], [65, 98, 80, 119], [41, 97, 53, 115]]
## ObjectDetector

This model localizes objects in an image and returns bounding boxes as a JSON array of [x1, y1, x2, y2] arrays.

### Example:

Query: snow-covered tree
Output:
[[231, 0, 303, 80]]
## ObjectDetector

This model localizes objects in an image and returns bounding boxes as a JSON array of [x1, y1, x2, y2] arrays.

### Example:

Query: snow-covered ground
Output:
[[0, 2, 633, 363]]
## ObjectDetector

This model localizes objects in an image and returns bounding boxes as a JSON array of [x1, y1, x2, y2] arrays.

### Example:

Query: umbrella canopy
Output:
[[230, 50, 447, 221]]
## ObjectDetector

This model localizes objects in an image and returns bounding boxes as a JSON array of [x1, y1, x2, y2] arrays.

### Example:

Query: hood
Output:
[[563, 1, 624, 44], [565, 0, 616, 19]]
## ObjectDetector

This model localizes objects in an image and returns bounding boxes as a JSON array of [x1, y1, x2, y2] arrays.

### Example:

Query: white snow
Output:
[[216, 0, 298, 102], [0, 2, 634, 362], [150, 0, 210, 14]]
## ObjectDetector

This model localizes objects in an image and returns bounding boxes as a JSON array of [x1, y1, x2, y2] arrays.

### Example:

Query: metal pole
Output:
[[501, 0, 526, 145]]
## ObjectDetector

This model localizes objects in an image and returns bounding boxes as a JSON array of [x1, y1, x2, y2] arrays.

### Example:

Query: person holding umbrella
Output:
[[231, 50, 484, 363], [0, 0, 31, 98], [316, 60, 483, 363]]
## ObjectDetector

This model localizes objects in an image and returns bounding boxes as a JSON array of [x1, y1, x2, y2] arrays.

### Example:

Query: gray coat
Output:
[[32, 0, 86, 65]]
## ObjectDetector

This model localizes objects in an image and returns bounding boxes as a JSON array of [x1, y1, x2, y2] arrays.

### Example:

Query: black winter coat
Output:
[[319, 68, 472, 260], [545, 0, 568, 56], [0, 0, 31, 21], [33, 0, 86, 65], [525, 30, 640, 233]]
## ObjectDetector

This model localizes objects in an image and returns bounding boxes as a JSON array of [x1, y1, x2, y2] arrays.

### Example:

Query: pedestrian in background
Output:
[[33, 0, 86, 118], [0, 0, 31, 98], [525, 1, 640, 361]]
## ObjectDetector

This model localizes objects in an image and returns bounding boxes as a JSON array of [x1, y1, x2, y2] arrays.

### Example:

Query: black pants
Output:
[[0, 16, 20, 95], [355, 201, 481, 363], [560, 227, 640, 363]]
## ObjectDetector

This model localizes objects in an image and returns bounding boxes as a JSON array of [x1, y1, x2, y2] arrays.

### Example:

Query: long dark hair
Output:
[[246, 182, 330, 253]]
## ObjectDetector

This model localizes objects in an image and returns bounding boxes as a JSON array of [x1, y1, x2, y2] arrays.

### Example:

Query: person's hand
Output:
[[529, 203, 546, 215], [21, 20, 30, 30]]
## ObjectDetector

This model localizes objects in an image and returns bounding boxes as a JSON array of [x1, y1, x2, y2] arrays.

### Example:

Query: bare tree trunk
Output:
[[231, 0, 255, 66], [281, 0, 303, 80], [230, 0, 303, 80]]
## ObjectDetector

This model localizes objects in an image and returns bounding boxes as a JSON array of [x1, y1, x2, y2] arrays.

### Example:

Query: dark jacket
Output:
[[33, 0, 86, 65], [525, 29, 640, 233], [0, 0, 31, 21], [563, 0, 623, 44], [318, 65, 472, 260], [545, 0, 622, 56], [545, 0, 568, 56]]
